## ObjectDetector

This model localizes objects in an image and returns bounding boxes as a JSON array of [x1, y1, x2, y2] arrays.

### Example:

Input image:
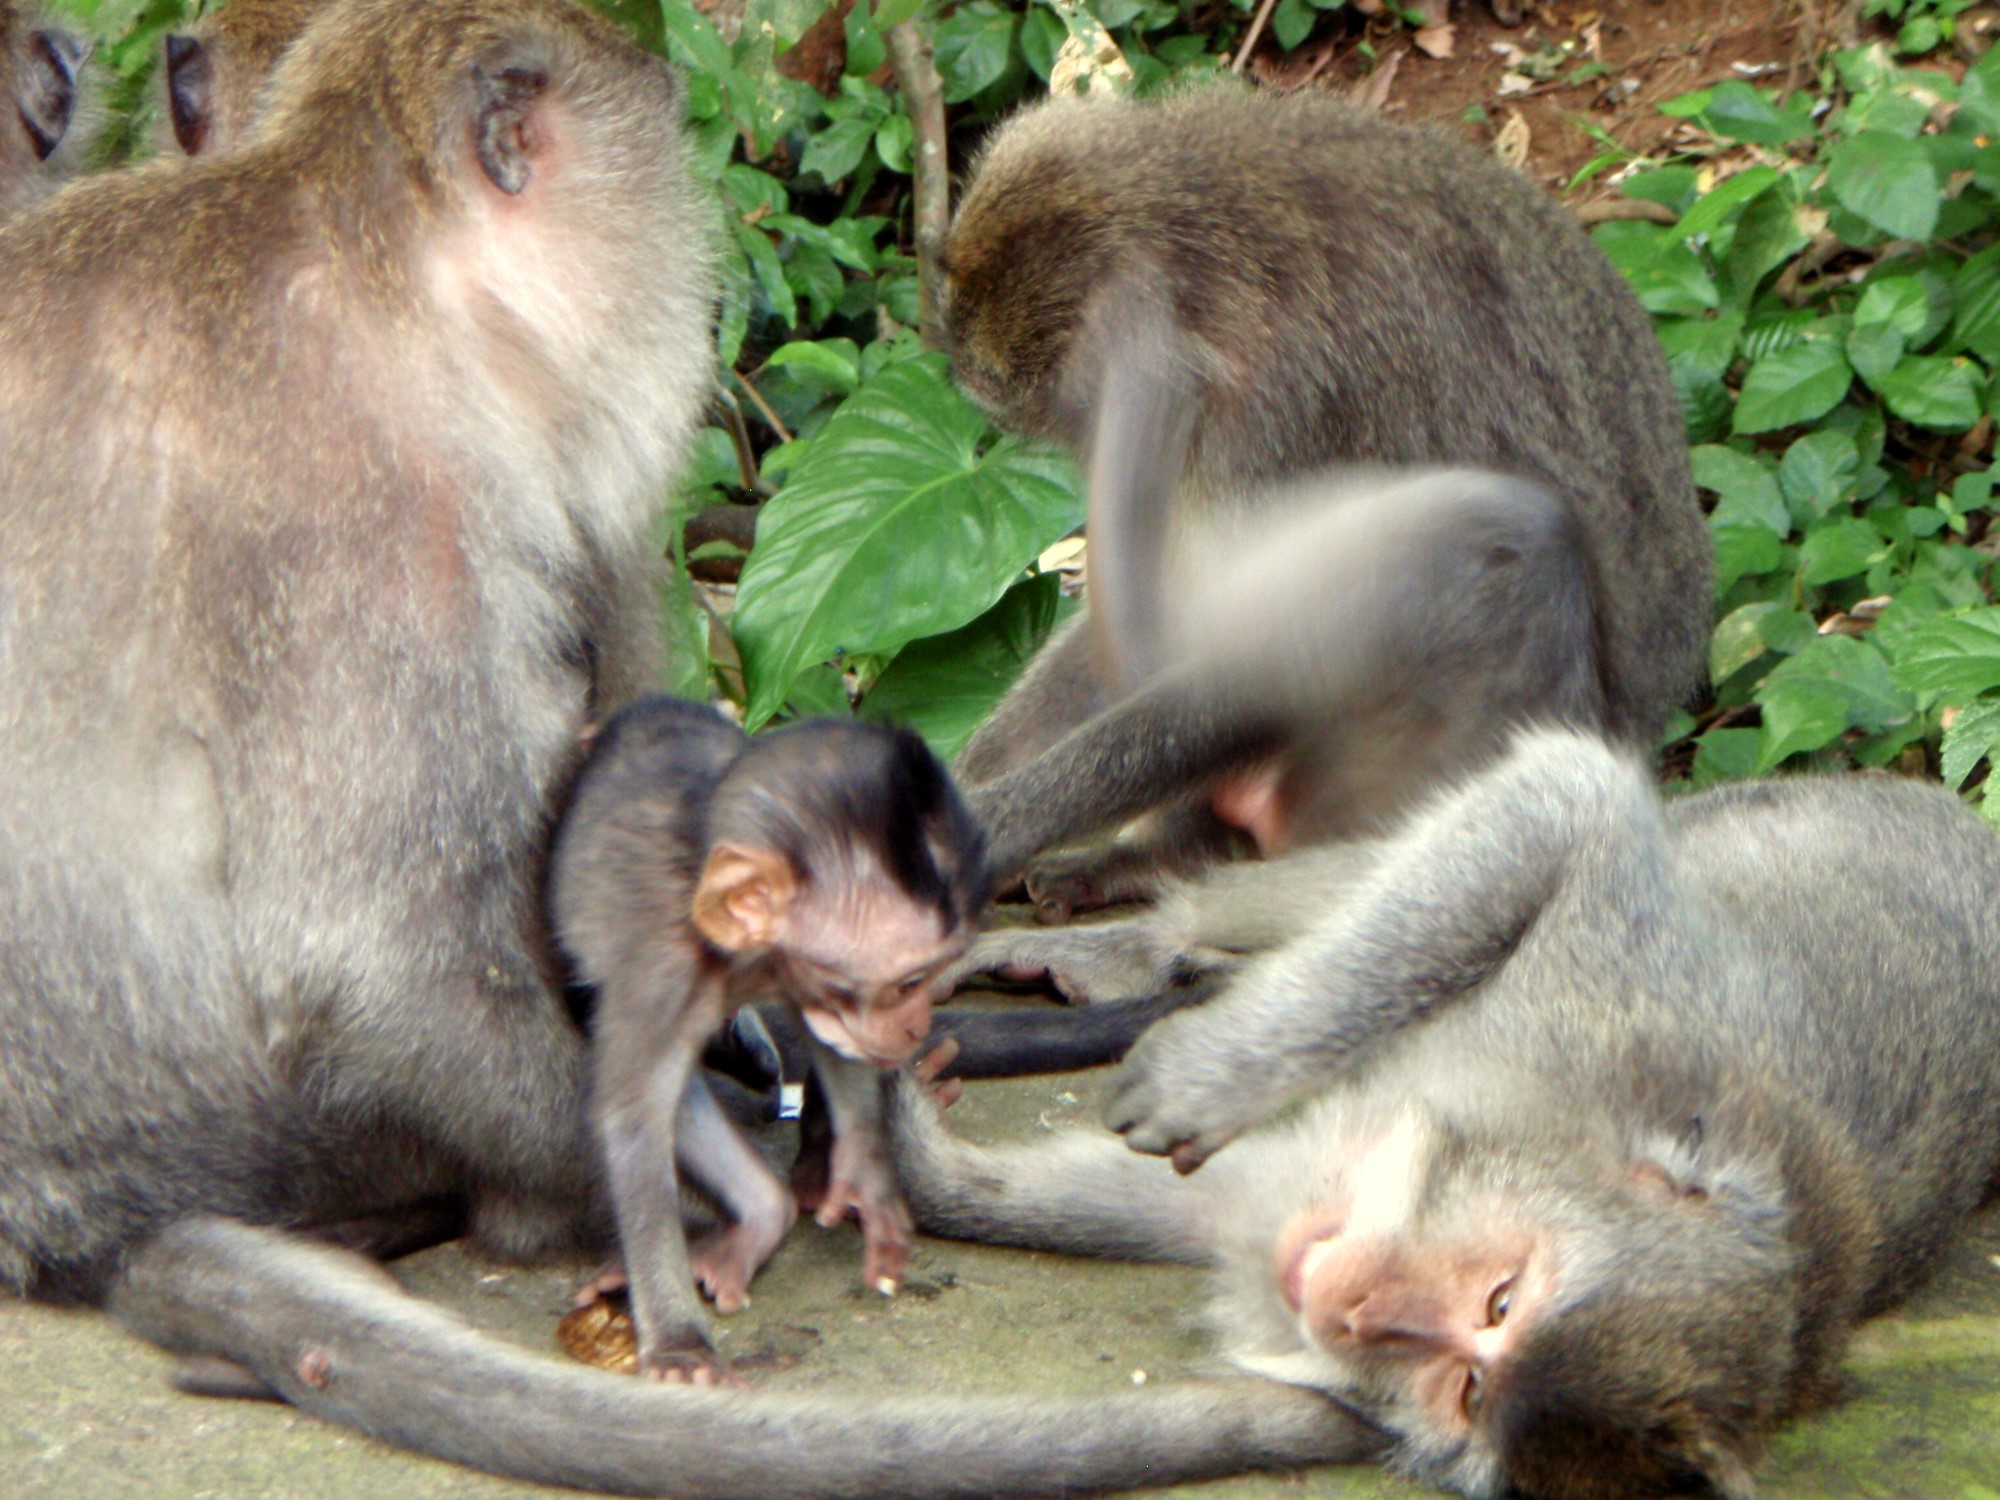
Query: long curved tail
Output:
[[112, 1216, 1378, 1499]]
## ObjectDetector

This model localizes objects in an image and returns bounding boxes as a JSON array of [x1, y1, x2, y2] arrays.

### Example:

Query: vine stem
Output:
[[887, 14, 951, 348]]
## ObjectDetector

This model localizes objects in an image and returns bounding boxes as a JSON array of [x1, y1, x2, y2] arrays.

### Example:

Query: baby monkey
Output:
[[549, 697, 987, 1382]]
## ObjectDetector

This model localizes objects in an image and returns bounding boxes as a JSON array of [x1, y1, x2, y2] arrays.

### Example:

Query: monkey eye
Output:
[[1460, 1367, 1484, 1421], [897, 973, 928, 995], [1485, 1279, 1514, 1327]]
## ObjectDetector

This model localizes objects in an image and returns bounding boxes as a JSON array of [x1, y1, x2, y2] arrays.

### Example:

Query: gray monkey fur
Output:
[[899, 727, 2000, 1496]]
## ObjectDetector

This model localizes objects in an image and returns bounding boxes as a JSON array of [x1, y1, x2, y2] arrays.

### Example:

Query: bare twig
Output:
[[887, 17, 950, 348], [1570, 198, 1679, 227], [1772, 228, 1845, 305], [731, 370, 794, 445], [1231, 0, 1281, 73], [710, 389, 773, 497]]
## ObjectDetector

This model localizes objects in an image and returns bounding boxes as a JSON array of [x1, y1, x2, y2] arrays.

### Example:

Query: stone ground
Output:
[[3, 1058, 1999, 1499]]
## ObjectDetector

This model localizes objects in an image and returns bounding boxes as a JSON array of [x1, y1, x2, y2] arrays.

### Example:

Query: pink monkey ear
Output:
[[691, 844, 796, 952]]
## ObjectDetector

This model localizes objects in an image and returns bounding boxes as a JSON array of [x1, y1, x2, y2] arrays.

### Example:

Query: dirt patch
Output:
[[1248, 0, 1815, 193]]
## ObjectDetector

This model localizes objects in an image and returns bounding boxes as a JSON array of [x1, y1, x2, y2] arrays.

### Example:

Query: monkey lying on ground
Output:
[[550, 696, 986, 1382], [897, 727, 2000, 1499], [0, 2, 93, 217], [939, 86, 1707, 918], [152, 0, 330, 158]]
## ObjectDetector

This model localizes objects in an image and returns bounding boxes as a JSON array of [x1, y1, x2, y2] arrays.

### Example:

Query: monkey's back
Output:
[[951, 87, 1706, 742]]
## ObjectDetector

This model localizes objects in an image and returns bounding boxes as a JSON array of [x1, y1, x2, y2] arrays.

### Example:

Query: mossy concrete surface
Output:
[[3, 1061, 1998, 1499]]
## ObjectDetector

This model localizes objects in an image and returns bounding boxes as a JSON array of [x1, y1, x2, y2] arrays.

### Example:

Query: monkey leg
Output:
[[942, 910, 1197, 1005], [807, 1043, 914, 1295], [598, 1035, 729, 1383], [1021, 795, 1248, 924], [675, 1074, 797, 1315], [888, 1076, 1234, 1263], [1105, 729, 1666, 1171]]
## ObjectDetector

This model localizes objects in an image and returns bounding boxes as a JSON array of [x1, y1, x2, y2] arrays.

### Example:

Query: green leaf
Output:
[[1272, 0, 1315, 49], [1732, 337, 1854, 434], [1658, 314, 1743, 383], [735, 223, 797, 326], [1593, 222, 1718, 315], [873, 0, 922, 27], [844, 0, 887, 75], [1719, 192, 1812, 308], [1852, 276, 1932, 336], [1876, 355, 1984, 430], [767, 338, 861, 395], [1020, 6, 1064, 79], [1846, 322, 1906, 389], [1951, 246, 2000, 361], [1712, 519, 1784, 593], [798, 116, 877, 183], [1892, 608, 2000, 699], [1700, 79, 1813, 144], [874, 111, 914, 174], [861, 574, 1075, 760], [1670, 166, 1781, 241], [1797, 518, 1887, 585], [1754, 679, 1850, 769], [1777, 430, 1860, 521], [1710, 601, 1783, 682], [1942, 697, 2000, 789], [733, 359, 1084, 727], [1826, 131, 1941, 240], [1692, 726, 1764, 786], [934, 2, 1019, 103], [1691, 444, 1789, 534]]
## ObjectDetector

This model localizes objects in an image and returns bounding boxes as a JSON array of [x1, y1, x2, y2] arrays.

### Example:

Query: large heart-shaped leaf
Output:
[[732, 359, 1083, 727], [861, 573, 1075, 760], [1892, 608, 2000, 700]]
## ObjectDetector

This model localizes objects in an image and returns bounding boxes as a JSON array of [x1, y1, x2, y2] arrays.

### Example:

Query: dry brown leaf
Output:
[[1415, 24, 1455, 59], [1353, 48, 1405, 112], [1497, 69, 1535, 97], [1494, 108, 1531, 170], [1412, 0, 1448, 25]]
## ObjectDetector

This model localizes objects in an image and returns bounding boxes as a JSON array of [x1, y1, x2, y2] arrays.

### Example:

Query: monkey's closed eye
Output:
[[1461, 1367, 1483, 1421], [1485, 1279, 1513, 1327]]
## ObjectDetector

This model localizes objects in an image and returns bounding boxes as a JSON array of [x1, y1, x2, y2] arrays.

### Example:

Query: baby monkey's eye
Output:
[[1461, 1367, 1483, 1421], [898, 973, 928, 995], [1485, 1279, 1514, 1327]]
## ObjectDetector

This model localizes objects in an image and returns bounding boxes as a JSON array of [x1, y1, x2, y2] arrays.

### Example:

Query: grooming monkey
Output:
[[895, 727, 2000, 1499], [0, 2, 93, 216], [550, 696, 986, 1382], [941, 88, 1707, 915], [151, 0, 328, 158]]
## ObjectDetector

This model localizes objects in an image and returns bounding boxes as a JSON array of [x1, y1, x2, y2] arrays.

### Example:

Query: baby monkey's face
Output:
[[777, 880, 970, 1068]]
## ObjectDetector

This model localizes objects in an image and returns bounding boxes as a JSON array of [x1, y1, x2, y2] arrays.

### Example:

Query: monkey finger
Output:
[[1170, 1139, 1215, 1175], [571, 1263, 630, 1308], [934, 1076, 965, 1109], [915, 1037, 960, 1083]]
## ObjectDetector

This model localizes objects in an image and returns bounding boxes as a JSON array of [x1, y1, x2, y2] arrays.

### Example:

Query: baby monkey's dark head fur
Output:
[[707, 720, 990, 935]]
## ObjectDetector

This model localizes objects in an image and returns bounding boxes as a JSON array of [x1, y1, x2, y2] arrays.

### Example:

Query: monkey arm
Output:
[[1106, 729, 1666, 1169], [116, 1217, 1382, 1498], [888, 1078, 1238, 1263]]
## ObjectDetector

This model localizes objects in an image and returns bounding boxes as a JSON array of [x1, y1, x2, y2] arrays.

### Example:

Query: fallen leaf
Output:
[[1414, 24, 1455, 59], [1497, 69, 1535, 97], [1494, 107, 1531, 170], [1352, 48, 1405, 112]]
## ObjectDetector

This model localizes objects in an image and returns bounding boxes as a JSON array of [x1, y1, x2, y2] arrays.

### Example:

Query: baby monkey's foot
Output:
[[690, 1221, 784, 1315]]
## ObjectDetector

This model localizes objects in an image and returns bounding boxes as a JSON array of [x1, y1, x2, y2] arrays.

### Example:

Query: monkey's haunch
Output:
[[933, 977, 1224, 1078], [114, 1217, 1378, 1498]]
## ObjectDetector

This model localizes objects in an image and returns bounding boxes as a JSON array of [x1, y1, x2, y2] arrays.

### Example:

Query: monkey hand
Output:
[[1104, 1018, 1264, 1173], [815, 1137, 915, 1296]]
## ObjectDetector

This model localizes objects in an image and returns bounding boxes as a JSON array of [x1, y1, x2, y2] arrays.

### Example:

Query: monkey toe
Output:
[[571, 1262, 630, 1308]]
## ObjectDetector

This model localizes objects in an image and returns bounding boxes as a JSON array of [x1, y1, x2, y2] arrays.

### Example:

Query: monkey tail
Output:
[[112, 1216, 1376, 1499], [932, 977, 1224, 1079]]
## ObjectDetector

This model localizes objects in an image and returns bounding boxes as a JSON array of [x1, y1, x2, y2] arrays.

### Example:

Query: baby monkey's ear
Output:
[[691, 844, 797, 952]]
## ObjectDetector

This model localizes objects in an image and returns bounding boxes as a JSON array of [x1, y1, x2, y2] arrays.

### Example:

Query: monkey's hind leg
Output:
[[675, 1072, 797, 1315]]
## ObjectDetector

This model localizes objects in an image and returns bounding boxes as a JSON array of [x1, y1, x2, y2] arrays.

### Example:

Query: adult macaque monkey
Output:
[[0, 2, 94, 216], [940, 88, 1708, 918], [0, 0, 1379, 1489], [151, 0, 329, 158], [896, 728, 2000, 1498], [550, 696, 987, 1382]]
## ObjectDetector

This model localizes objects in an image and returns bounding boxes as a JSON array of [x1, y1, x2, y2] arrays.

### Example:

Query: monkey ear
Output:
[[162, 34, 212, 157], [470, 62, 551, 196], [18, 28, 88, 163], [691, 844, 796, 952]]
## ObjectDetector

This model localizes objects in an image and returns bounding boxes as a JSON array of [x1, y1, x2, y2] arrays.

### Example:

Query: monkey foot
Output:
[[640, 1347, 744, 1388], [571, 1261, 629, 1308], [814, 1176, 914, 1295], [690, 1225, 775, 1314]]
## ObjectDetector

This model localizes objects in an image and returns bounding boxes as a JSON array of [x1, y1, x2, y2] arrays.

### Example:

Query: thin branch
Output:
[[887, 17, 950, 348], [731, 370, 794, 445], [710, 389, 773, 497], [1231, 0, 1281, 73], [1570, 198, 1679, 227]]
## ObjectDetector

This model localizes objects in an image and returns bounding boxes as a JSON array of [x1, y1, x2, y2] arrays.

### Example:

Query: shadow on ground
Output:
[[3, 1056, 1997, 1499]]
